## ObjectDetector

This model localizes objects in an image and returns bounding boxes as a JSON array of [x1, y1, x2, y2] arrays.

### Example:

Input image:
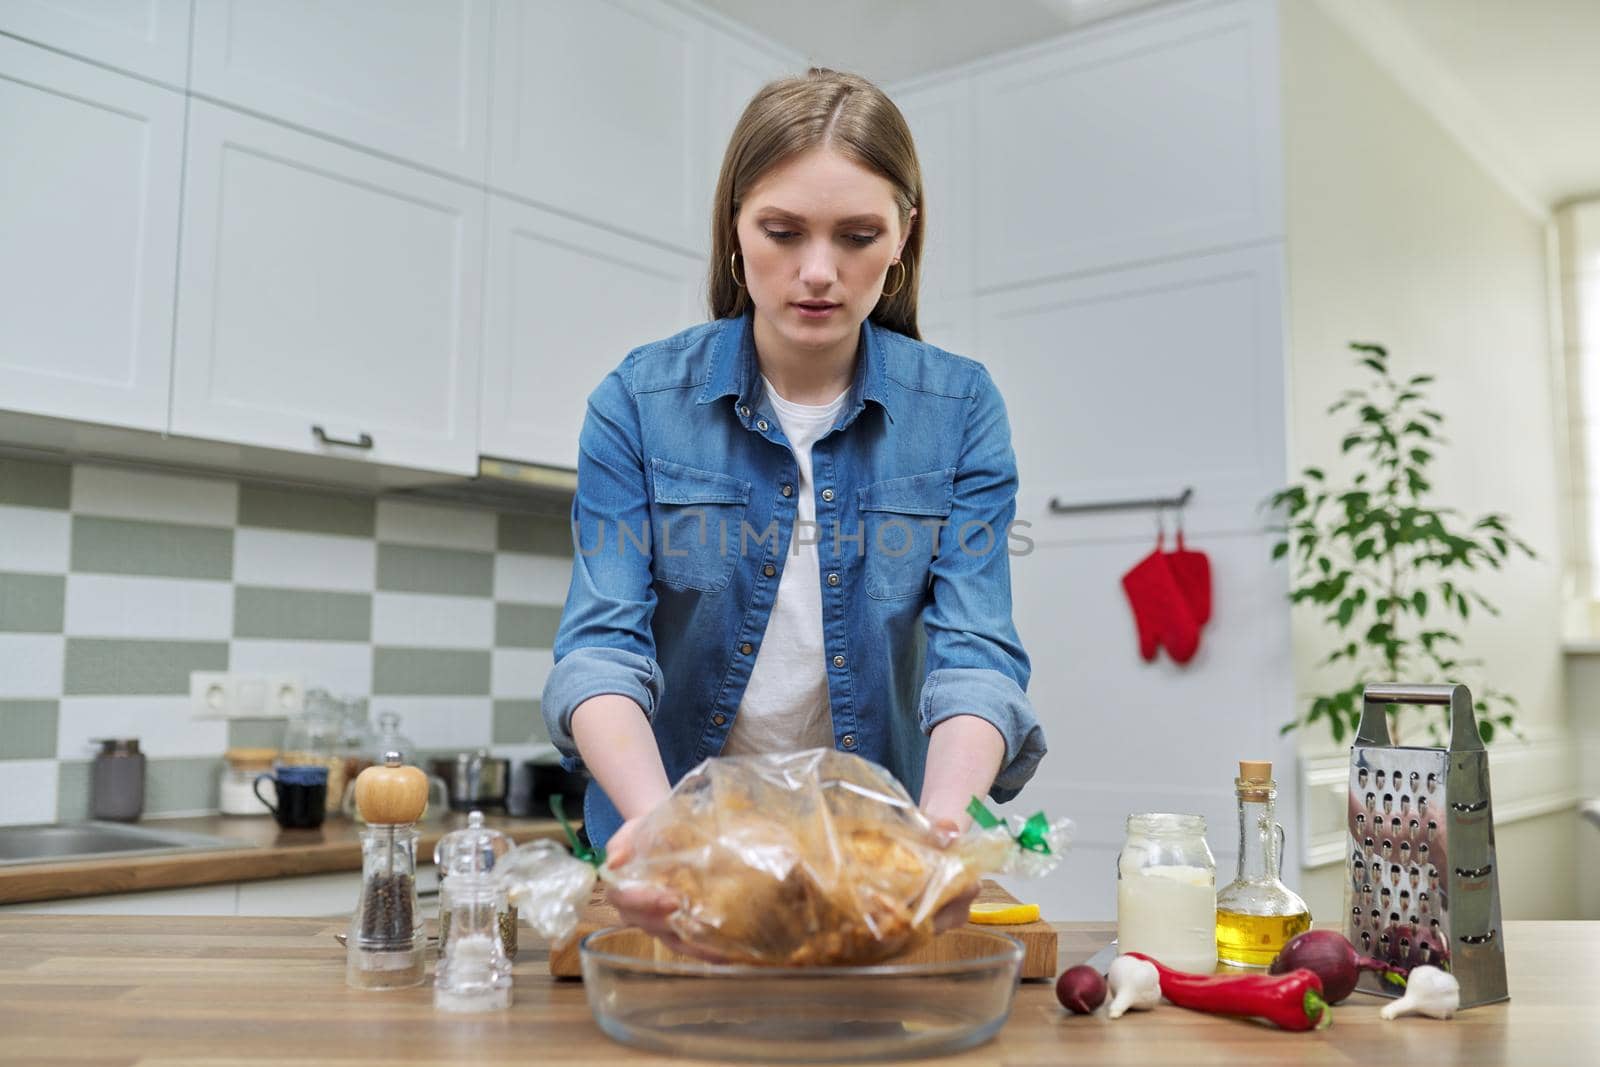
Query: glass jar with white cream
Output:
[[1117, 812, 1218, 973]]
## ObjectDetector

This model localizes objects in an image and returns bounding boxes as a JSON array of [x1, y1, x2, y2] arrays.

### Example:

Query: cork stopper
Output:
[[354, 751, 429, 824], [1236, 760, 1275, 801], [223, 747, 278, 771]]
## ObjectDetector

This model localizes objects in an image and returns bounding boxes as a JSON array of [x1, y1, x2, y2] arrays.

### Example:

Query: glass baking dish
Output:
[[579, 926, 1025, 1062]]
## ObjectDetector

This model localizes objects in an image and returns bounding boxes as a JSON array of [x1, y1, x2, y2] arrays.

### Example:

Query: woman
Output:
[[542, 69, 1046, 938]]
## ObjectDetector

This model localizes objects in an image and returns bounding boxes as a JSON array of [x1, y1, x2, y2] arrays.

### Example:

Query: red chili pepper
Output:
[[1126, 952, 1332, 1031]]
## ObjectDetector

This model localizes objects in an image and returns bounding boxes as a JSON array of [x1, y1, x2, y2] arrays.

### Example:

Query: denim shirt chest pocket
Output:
[[649, 458, 752, 592], [855, 467, 956, 600]]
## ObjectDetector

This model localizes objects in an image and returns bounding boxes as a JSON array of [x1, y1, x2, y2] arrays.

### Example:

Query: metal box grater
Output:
[[1343, 683, 1508, 1007]]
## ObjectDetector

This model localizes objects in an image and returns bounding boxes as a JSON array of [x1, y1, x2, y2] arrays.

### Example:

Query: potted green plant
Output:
[[1268, 343, 1536, 745]]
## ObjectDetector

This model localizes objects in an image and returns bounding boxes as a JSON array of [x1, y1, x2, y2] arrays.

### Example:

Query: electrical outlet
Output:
[[269, 676, 305, 717], [191, 671, 231, 719], [190, 672, 305, 719]]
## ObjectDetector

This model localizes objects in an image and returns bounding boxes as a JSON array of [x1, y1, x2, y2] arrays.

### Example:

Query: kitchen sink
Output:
[[0, 822, 252, 866]]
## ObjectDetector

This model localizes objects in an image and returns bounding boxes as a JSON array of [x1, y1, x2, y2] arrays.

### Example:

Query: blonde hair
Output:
[[707, 68, 924, 339]]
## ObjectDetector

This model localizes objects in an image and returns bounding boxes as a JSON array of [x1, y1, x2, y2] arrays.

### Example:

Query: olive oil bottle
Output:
[[1216, 909, 1312, 967], [1215, 761, 1312, 967]]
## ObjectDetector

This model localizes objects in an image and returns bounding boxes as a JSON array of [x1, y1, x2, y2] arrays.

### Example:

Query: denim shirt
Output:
[[541, 311, 1046, 848]]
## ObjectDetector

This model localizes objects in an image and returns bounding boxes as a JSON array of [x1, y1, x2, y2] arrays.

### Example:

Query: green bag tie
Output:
[[967, 796, 1053, 855], [550, 794, 605, 868]]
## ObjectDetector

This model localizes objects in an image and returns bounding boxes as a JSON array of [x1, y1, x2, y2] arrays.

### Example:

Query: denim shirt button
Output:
[[763, 563, 776, 577], [756, 418, 769, 431], [781, 484, 793, 497], [841, 734, 856, 749], [820, 488, 834, 502], [712, 713, 727, 726], [832, 654, 846, 668], [738, 404, 751, 418], [739, 642, 753, 655], [827, 572, 840, 586]]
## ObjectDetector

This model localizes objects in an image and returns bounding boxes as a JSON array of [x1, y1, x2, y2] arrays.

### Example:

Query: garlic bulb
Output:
[[1379, 965, 1460, 1020], [1106, 955, 1162, 1019]]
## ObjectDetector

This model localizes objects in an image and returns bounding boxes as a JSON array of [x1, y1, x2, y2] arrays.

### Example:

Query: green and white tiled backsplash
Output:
[[0, 455, 573, 827]]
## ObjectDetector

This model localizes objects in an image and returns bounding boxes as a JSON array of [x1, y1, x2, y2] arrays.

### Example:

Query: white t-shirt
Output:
[[723, 375, 850, 756]]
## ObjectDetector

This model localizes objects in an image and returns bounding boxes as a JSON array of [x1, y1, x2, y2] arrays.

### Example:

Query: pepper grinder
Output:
[[346, 752, 428, 990], [433, 810, 514, 1012]]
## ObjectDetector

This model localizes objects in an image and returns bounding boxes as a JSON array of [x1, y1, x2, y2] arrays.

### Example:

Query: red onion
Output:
[[1055, 964, 1108, 1014], [1269, 929, 1403, 1003]]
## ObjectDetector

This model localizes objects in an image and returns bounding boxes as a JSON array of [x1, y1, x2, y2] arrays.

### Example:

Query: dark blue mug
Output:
[[254, 764, 329, 829]]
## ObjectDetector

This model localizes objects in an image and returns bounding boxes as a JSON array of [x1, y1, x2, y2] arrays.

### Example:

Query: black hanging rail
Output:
[[1047, 486, 1193, 516]]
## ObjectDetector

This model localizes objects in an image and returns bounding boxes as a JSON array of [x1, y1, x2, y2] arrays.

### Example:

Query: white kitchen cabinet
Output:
[[916, 296, 975, 362], [999, 533, 1294, 924], [889, 77, 976, 313], [976, 243, 1287, 540], [0, 865, 439, 917], [171, 101, 485, 477], [233, 870, 361, 918], [694, 17, 798, 242], [0, 38, 184, 433], [490, 0, 708, 253], [0, 882, 238, 915], [0, 0, 192, 86], [189, 0, 492, 183], [971, 0, 1282, 289], [235, 865, 439, 917], [479, 195, 702, 468]]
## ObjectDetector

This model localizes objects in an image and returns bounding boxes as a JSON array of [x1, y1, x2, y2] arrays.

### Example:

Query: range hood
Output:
[[390, 455, 577, 517]]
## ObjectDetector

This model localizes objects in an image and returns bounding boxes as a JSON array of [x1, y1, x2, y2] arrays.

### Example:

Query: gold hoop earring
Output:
[[881, 259, 906, 298], [729, 251, 746, 289]]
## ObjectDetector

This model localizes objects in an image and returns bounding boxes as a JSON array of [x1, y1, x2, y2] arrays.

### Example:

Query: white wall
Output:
[[1280, 0, 1577, 920], [1554, 200, 1600, 626]]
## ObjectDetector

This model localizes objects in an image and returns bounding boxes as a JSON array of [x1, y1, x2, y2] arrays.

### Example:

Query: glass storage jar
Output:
[[281, 689, 345, 812], [1117, 812, 1218, 973], [219, 747, 278, 815], [334, 696, 377, 813]]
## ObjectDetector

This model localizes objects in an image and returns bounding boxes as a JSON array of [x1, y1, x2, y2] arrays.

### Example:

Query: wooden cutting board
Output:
[[547, 878, 1056, 979]]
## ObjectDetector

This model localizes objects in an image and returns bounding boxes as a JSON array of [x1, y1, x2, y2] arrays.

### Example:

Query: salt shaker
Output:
[[433, 811, 514, 1012], [346, 752, 427, 989]]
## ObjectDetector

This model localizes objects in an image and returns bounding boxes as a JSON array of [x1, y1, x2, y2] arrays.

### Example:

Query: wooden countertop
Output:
[[0, 814, 568, 904], [0, 918, 1592, 1065]]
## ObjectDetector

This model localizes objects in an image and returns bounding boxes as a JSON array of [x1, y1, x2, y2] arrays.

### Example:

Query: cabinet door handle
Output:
[[312, 425, 374, 450]]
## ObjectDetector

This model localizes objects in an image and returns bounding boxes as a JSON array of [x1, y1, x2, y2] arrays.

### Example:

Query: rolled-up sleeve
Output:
[[917, 369, 1045, 802], [540, 358, 664, 764]]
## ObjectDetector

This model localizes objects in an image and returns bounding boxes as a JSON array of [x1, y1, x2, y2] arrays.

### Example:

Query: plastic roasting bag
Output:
[[498, 748, 1072, 966]]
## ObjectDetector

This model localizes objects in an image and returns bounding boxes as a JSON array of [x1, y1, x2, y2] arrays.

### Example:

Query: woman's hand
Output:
[[928, 816, 979, 933], [602, 816, 727, 963]]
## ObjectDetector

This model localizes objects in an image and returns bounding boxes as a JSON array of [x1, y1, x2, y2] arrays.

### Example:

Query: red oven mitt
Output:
[[1166, 531, 1212, 627], [1121, 541, 1200, 664]]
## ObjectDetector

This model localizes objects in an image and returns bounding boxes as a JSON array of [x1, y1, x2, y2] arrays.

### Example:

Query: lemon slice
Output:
[[967, 901, 1040, 925]]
